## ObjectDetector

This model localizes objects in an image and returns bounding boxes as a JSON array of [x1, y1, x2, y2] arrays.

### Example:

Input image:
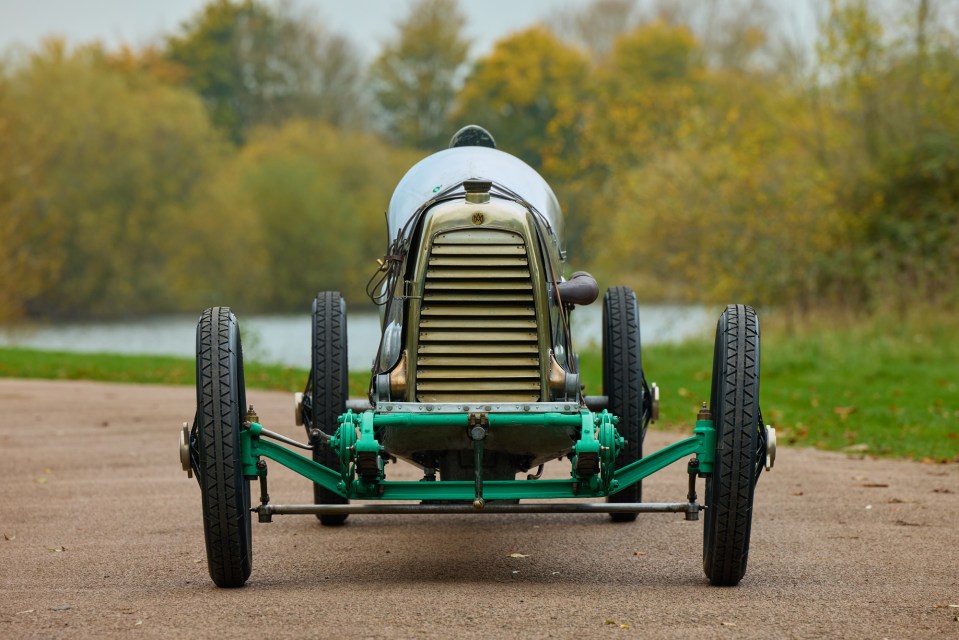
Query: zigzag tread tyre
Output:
[[703, 304, 760, 586], [196, 306, 252, 588], [311, 292, 350, 526], [603, 286, 647, 522]]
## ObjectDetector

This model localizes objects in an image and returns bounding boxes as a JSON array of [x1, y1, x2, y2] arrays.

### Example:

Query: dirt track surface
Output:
[[1, 378, 957, 639]]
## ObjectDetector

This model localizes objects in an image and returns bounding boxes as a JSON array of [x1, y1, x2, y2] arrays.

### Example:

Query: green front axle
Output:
[[240, 409, 716, 503]]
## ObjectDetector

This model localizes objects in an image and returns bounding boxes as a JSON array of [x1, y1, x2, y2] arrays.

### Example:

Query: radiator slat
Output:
[[421, 305, 534, 317], [433, 229, 521, 244], [420, 318, 537, 330], [427, 268, 531, 279], [424, 293, 533, 303], [428, 257, 527, 267], [418, 380, 542, 391], [418, 368, 541, 380], [418, 343, 539, 355], [419, 330, 538, 342], [430, 244, 526, 255], [423, 280, 533, 291], [417, 356, 540, 367]]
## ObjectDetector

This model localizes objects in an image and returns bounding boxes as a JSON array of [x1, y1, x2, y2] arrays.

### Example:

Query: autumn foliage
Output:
[[1, 0, 957, 321]]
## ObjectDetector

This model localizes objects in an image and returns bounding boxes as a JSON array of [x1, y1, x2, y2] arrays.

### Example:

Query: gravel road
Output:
[[1, 378, 956, 639]]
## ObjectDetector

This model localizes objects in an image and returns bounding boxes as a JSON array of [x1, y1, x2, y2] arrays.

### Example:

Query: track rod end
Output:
[[472, 498, 486, 510]]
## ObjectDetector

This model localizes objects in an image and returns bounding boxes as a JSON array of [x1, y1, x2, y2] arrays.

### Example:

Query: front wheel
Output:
[[602, 287, 647, 522], [310, 292, 350, 526], [196, 307, 252, 588], [703, 304, 760, 586]]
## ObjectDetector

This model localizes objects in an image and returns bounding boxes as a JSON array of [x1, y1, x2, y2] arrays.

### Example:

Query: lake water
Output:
[[0, 305, 713, 371]]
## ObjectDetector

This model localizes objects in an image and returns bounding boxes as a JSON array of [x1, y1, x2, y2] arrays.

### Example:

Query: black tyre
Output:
[[703, 304, 760, 586], [310, 292, 350, 526], [602, 287, 647, 522], [196, 307, 252, 588]]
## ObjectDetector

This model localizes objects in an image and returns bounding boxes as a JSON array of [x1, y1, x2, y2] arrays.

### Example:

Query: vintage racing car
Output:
[[180, 126, 775, 588]]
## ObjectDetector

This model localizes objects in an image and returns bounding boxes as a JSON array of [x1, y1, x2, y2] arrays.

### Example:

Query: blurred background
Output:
[[1, 0, 957, 362], [2, 0, 956, 460]]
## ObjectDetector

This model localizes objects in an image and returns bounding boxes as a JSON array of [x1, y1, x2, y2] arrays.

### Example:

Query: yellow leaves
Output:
[[605, 20, 701, 87], [603, 619, 632, 629], [742, 26, 767, 52], [454, 26, 590, 169], [834, 406, 857, 421], [579, 58, 858, 308], [371, 0, 469, 148], [0, 43, 226, 319], [191, 119, 421, 309], [724, 107, 741, 126]]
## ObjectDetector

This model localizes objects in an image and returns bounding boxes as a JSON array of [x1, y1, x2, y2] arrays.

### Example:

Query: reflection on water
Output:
[[0, 305, 713, 371]]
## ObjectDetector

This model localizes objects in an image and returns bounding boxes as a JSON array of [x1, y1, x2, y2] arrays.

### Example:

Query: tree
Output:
[[190, 121, 422, 310], [592, 73, 845, 309], [451, 26, 591, 259], [551, 0, 637, 60], [0, 40, 229, 319], [647, 0, 777, 72], [817, 0, 886, 162], [0, 58, 62, 321], [165, 0, 365, 144], [813, 0, 959, 308], [369, 0, 470, 149], [570, 20, 705, 182], [453, 26, 590, 172]]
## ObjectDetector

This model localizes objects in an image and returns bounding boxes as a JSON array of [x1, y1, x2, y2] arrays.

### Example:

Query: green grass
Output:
[[2, 312, 957, 462], [0, 347, 370, 398], [582, 311, 959, 463]]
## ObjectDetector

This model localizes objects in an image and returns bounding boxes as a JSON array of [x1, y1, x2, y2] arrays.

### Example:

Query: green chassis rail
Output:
[[241, 409, 717, 520]]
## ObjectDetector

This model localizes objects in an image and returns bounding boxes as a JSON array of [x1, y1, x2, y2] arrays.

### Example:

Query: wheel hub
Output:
[[179, 422, 193, 478], [765, 426, 777, 471]]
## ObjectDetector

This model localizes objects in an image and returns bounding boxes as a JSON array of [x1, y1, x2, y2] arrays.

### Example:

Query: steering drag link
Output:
[[243, 420, 314, 451]]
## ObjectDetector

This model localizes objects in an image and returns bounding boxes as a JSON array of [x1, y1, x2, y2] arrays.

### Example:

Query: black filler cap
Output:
[[449, 125, 496, 149], [464, 179, 493, 194]]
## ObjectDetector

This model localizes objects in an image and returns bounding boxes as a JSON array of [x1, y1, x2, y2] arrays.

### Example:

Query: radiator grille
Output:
[[415, 228, 542, 403]]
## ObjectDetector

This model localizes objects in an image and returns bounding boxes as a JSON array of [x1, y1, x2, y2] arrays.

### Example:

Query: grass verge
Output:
[[2, 311, 956, 462], [580, 309, 958, 462], [0, 348, 370, 397]]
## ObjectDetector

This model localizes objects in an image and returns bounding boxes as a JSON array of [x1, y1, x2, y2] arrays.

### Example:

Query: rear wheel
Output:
[[196, 307, 252, 588], [703, 304, 760, 586], [602, 287, 647, 522], [310, 292, 350, 526]]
